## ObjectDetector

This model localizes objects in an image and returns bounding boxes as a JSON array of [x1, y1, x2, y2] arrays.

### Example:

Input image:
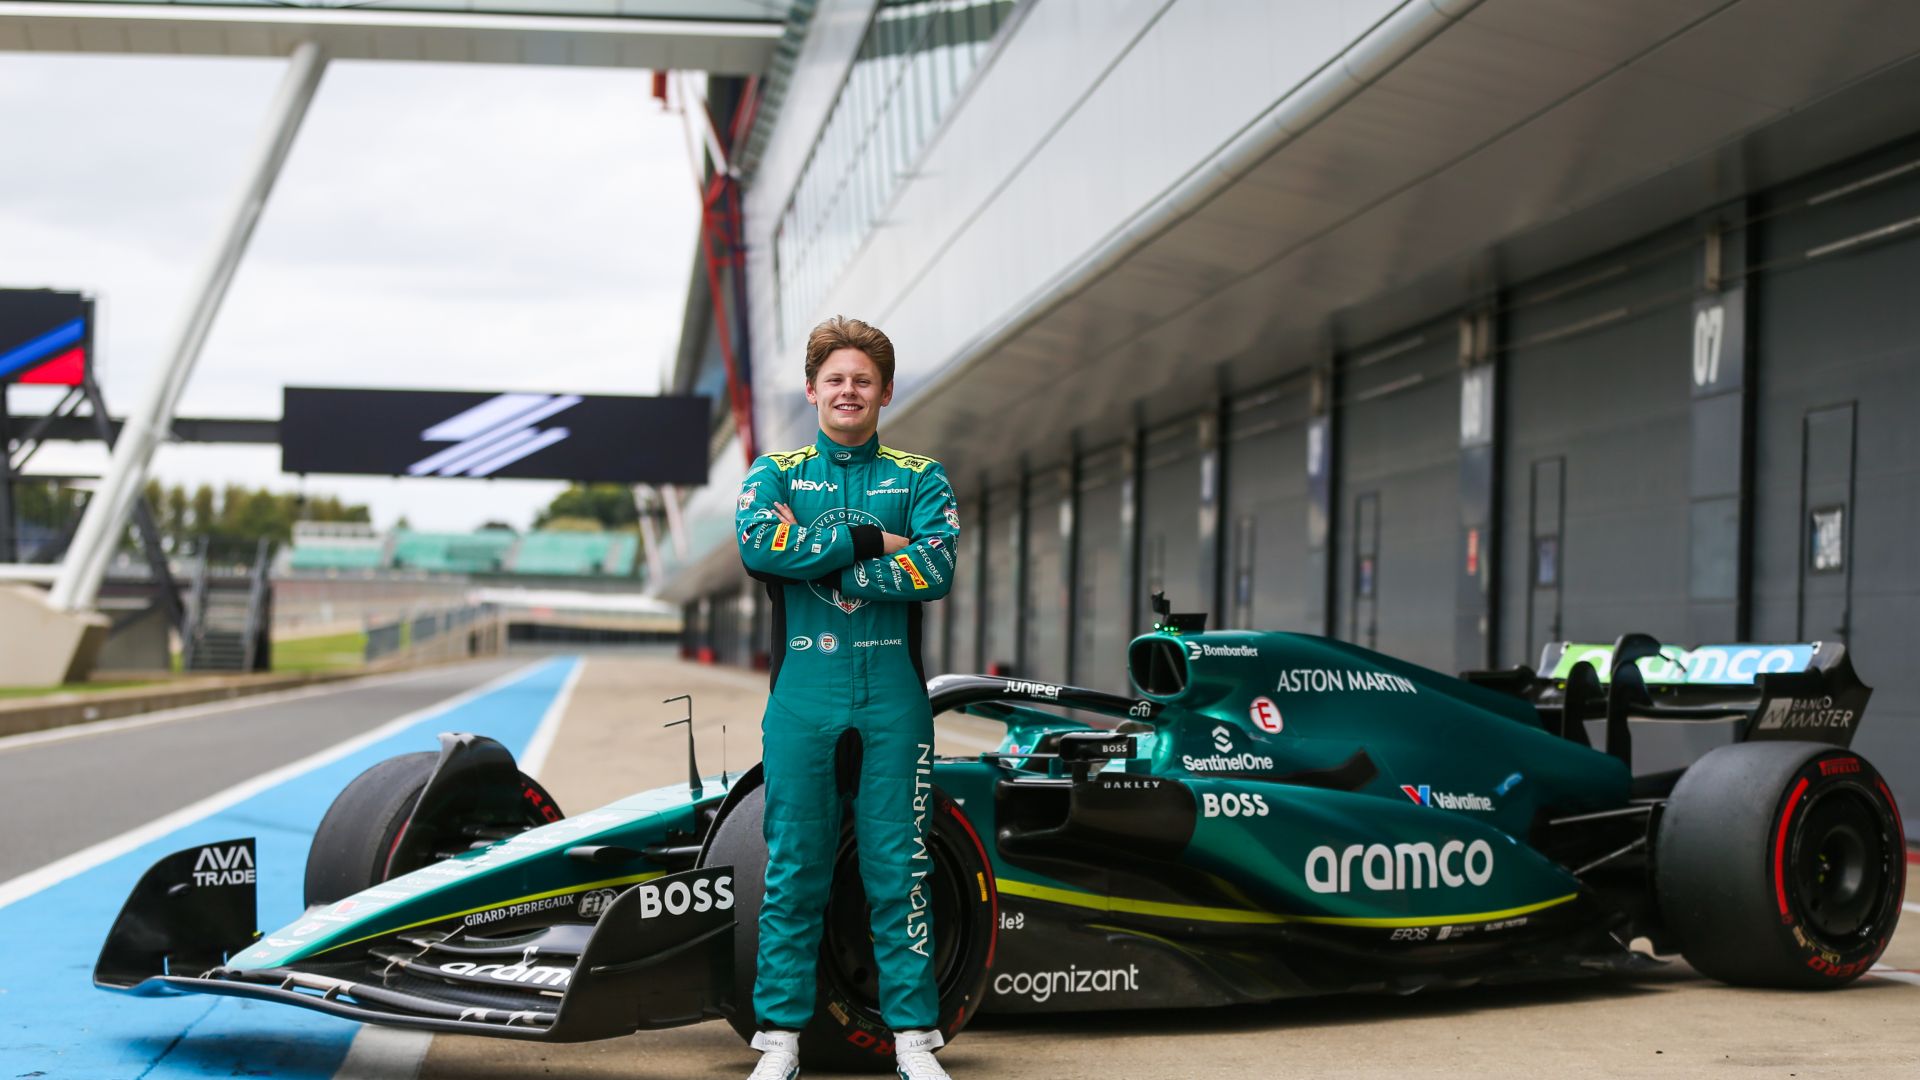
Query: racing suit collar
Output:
[[815, 429, 880, 467]]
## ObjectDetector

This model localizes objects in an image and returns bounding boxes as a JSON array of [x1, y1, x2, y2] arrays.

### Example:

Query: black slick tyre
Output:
[[702, 781, 997, 1073], [1656, 741, 1905, 987], [304, 750, 563, 908]]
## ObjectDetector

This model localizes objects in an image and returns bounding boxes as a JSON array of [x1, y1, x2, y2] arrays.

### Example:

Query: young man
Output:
[[734, 316, 962, 1080]]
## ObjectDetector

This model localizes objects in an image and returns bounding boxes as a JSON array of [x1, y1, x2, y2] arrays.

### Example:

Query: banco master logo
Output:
[[193, 845, 255, 887], [1757, 695, 1857, 732], [1401, 785, 1495, 812], [807, 507, 885, 611], [408, 393, 581, 478]]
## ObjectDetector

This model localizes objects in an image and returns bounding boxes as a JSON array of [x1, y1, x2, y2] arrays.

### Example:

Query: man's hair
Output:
[[805, 316, 895, 386]]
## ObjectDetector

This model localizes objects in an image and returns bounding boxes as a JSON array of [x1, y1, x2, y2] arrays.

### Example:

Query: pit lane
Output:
[[419, 655, 1920, 1080], [1, 653, 1914, 1078]]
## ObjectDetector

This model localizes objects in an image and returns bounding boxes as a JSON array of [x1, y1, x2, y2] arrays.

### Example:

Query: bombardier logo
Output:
[[1186, 641, 1260, 659], [193, 845, 256, 887], [408, 393, 581, 478]]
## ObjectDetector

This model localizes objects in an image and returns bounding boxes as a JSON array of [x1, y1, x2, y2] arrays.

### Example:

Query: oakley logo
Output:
[[408, 393, 581, 478]]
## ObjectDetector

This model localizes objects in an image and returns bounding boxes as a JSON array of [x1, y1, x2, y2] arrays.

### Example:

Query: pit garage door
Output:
[[1140, 416, 1204, 621], [1498, 228, 1696, 668], [1071, 443, 1129, 692], [1751, 138, 1920, 809], [1334, 329, 1459, 673], [1223, 381, 1310, 633], [944, 493, 984, 674], [980, 481, 1020, 674], [1022, 465, 1069, 680]]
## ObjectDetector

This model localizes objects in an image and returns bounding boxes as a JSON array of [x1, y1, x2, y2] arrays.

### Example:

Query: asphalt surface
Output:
[[0, 658, 525, 883]]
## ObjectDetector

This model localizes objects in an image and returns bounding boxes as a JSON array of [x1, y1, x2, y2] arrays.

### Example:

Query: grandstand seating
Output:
[[285, 525, 641, 578], [390, 529, 516, 574]]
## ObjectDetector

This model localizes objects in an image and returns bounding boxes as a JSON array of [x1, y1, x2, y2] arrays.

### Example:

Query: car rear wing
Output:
[[1464, 635, 1872, 767]]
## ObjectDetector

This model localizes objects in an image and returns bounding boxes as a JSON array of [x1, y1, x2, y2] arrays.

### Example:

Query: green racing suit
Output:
[[734, 429, 961, 1032]]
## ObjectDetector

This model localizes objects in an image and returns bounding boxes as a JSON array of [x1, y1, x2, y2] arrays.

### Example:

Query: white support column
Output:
[[634, 485, 666, 586], [660, 484, 690, 561], [48, 42, 328, 613]]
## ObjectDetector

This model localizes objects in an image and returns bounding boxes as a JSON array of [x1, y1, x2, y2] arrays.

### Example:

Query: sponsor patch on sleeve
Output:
[[895, 553, 930, 590], [771, 524, 791, 552]]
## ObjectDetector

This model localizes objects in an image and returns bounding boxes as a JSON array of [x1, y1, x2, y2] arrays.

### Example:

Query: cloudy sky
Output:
[[1, 51, 701, 531]]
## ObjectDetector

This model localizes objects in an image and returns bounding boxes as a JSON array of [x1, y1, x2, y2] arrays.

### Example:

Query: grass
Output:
[[0, 680, 158, 700], [272, 630, 369, 673]]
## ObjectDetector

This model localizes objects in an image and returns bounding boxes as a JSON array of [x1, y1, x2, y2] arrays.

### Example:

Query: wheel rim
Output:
[[819, 817, 976, 1019], [1791, 785, 1890, 942]]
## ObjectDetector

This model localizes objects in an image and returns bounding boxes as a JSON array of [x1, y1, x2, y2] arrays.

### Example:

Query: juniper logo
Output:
[[407, 393, 581, 478]]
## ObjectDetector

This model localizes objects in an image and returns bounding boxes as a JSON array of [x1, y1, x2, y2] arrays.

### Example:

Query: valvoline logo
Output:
[[1401, 784, 1495, 812]]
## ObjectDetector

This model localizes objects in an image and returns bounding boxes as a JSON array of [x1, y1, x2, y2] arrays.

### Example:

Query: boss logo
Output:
[[1201, 792, 1270, 818], [636, 873, 735, 919]]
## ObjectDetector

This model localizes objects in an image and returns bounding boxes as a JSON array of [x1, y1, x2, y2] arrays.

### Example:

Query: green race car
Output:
[[98, 596, 1905, 1072]]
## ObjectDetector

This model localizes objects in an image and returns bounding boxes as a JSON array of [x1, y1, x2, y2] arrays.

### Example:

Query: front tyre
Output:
[[703, 782, 996, 1074], [304, 750, 563, 908], [1656, 741, 1905, 987]]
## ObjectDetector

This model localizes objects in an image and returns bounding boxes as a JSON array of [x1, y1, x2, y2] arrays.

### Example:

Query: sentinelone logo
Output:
[[408, 393, 583, 478]]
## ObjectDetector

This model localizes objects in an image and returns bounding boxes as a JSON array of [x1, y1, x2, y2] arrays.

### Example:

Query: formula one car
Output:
[[98, 596, 1906, 1071]]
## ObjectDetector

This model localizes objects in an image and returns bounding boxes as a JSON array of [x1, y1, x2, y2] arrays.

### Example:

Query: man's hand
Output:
[[882, 532, 910, 554], [773, 502, 797, 525]]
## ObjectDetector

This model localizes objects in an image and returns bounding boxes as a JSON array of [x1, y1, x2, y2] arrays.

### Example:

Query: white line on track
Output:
[[0, 657, 554, 913], [0, 663, 460, 754], [518, 658, 584, 781], [1905, 902, 1920, 916], [329, 657, 584, 1080], [1871, 964, 1920, 987]]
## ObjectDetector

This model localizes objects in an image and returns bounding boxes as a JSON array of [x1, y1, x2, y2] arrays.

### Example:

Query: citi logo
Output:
[[791, 479, 838, 492], [408, 393, 581, 478], [193, 845, 256, 887]]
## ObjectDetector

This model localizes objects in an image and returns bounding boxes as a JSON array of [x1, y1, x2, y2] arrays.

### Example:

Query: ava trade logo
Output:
[[1401, 784, 1495, 813]]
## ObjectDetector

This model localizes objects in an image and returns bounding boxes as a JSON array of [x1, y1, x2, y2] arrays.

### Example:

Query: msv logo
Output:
[[408, 393, 582, 478]]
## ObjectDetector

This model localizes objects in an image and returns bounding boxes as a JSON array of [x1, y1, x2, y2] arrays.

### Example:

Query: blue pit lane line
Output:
[[0, 656, 581, 1080]]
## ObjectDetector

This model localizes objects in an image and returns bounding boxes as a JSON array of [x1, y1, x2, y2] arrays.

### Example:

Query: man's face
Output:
[[807, 347, 892, 443]]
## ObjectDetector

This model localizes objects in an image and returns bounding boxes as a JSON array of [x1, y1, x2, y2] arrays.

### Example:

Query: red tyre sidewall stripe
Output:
[[944, 800, 998, 972], [1879, 779, 1907, 912], [1774, 777, 1810, 920]]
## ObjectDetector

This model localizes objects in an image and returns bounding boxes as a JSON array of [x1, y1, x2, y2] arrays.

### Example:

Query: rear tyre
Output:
[[304, 750, 562, 908], [1656, 741, 1905, 987], [703, 782, 996, 1073]]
